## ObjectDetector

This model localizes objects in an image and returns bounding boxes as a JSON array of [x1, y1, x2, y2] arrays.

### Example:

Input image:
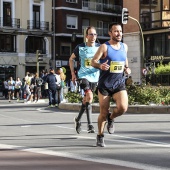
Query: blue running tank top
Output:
[[98, 41, 127, 89], [73, 43, 100, 82]]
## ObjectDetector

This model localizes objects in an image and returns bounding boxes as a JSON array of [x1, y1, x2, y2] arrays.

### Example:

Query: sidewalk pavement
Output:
[[59, 103, 170, 114], [0, 97, 47, 104], [0, 97, 169, 114]]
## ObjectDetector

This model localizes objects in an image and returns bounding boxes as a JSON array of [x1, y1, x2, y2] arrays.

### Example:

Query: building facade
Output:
[[52, 0, 123, 80], [0, 0, 52, 92], [1, 0, 167, 90], [124, 0, 170, 83]]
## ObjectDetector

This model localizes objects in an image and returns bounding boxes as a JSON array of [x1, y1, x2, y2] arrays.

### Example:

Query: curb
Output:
[[58, 103, 170, 114]]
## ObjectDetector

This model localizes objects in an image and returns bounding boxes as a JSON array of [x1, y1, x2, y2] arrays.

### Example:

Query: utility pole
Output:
[[36, 50, 39, 76], [121, 8, 145, 62], [36, 50, 43, 76], [128, 16, 145, 62]]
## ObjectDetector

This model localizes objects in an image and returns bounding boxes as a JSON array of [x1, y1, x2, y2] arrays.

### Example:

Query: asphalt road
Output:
[[0, 101, 170, 170]]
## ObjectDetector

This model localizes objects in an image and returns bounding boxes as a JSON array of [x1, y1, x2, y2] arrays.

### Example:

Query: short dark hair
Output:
[[49, 66, 54, 70], [86, 26, 96, 35], [109, 22, 121, 32]]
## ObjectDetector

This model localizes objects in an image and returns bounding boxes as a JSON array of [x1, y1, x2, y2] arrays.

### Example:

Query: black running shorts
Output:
[[98, 84, 126, 97]]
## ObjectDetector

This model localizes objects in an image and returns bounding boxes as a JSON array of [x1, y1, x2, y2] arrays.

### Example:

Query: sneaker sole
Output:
[[88, 130, 95, 133], [96, 143, 106, 147], [107, 124, 115, 134]]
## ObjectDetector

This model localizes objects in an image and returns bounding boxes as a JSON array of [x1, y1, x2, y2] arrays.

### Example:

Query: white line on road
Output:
[[0, 111, 169, 169], [1, 110, 169, 149], [0, 143, 168, 170], [55, 125, 170, 148], [160, 131, 170, 133]]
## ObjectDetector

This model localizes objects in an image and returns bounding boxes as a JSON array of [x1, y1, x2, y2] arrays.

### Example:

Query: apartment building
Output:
[[53, 0, 123, 80], [0, 0, 52, 92], [124, 0, 170, 83]]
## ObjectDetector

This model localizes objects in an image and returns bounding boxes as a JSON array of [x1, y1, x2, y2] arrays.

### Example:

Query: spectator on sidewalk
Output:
[[31, 73, 43, 102], [42, 71, 49, 98], [8, 77, 15, 102], [25, 73, 33, 103], [55, 68, 62, 106], [3, 79, 8, 99], [15, 77, 22, 102], [59, 68, 66, 102], [70, 79, 78, 92], [45, 67, 57, 107]]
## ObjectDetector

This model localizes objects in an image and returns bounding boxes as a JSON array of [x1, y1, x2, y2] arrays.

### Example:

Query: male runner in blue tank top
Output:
[[91, 23, 131, 147], [69, 26, 100, 134]]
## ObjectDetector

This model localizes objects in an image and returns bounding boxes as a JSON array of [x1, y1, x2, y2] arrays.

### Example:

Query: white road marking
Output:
[[0, 111, 169, 148], [54, 125, 170, 148], [0, 143, 168, 170], [0, 110, 169, 169], [21, 125, 31, 128], [160, 131, 170, 133]]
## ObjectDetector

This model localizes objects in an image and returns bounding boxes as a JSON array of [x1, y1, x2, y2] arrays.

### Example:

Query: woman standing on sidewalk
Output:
[[15, 77, 22, 101], [59, 68, 66, 102], [8, 77, 15, 102]]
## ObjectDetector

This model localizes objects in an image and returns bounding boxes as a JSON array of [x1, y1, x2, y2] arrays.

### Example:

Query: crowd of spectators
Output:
[[1, 67, 85, 104], [1, 68, 66, 103]]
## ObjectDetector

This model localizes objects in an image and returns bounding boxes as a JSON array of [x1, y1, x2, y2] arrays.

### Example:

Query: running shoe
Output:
[[96, 134, 105, 147], [48, 105, 54, 108], [107, 112, 115, 134], [87, 124, 95, 133], [74, 117, 81, 134]]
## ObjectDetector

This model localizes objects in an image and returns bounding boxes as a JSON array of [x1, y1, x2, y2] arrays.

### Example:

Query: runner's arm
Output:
[[69, 53, 77, 81]]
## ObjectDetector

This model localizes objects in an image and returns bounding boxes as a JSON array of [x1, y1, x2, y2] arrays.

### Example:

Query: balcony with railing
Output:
[[0, 17, 20, 28], [82, 26, 109, 37], [82, 1, 122, 14], [27, 20, 49, 31], [140, 0, 158, 6]]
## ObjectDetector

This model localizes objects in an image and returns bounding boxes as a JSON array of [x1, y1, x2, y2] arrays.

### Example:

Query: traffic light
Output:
[[36, 50, 43, 62], [71, 32, 76, 42], [122, 8, 129, 24], [38, 53, 43, 62]]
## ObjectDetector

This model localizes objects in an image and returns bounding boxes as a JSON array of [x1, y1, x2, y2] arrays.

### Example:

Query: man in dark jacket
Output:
[[45, 67, 57, 107]]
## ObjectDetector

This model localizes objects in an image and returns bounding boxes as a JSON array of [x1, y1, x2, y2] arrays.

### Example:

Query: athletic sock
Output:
[[86, 102, 92, 125], [76, 103, 86, 121]]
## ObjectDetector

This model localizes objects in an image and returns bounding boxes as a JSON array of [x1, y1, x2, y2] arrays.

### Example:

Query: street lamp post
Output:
[[128, 16, 145, 63]]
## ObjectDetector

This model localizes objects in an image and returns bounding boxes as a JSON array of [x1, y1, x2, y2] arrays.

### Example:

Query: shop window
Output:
[[165, 34, 170, 55]]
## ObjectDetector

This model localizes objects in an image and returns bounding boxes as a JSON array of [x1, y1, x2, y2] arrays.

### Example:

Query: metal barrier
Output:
[[146, 74, 170, 85]]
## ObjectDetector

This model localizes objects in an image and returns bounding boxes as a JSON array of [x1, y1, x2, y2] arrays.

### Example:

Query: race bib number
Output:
[[110, 61, 124, 73], [85, 58, 92, 68]]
